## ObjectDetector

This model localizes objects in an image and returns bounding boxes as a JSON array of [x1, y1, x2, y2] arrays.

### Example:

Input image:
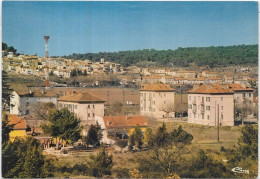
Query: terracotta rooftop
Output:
[[58, 91, 105, 103], [188, 84, 234, 94], [103, 116, 148, 129], [228, 83, 254, 92], [8, 115, 27, 130], [140, 83, 175, 92]]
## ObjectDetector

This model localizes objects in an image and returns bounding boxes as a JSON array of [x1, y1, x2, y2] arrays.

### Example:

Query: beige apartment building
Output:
[[188, 84, 234, 126], [57, 91, 105, 135], [140, 83, 175, 118], [228, 83, 254, 107]]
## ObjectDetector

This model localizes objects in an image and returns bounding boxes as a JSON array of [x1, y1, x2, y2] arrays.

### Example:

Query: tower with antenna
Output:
[[44, 35, 50, 88], [44, 36, 50, 58]]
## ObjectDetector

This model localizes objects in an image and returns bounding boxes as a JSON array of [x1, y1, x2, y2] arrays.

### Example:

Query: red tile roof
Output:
[[58, 91, 105, 103], [188, 84, 234, 94], [228, 83, 254, 92], [103, 116, 148, 129], [140, 83, 175, 92], [8, 115, 27, 130]]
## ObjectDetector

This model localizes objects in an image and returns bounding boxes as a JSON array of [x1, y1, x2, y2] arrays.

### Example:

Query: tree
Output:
[[7, 46, 17, 54], [86, 122, 103, 147], [128, 125, 144, 151], [2, 42, 7, 50], [2, 137, 47, 178], [31, 102, 55, 120], [237, 125, 258, 160], [138, 124, 193, 177], [2, 70, 13, 111], [2, 114, 14, 145], [41, 108, 82, 149], [89, 146, 114, 177]]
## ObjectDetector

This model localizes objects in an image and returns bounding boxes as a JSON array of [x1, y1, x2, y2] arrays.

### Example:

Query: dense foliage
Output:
[[2, 70, 13, 111], [2, 137, 48, 178], [61, 45, 257, 67], [85, 122, 103, 147], [2, 42, 17, 54]]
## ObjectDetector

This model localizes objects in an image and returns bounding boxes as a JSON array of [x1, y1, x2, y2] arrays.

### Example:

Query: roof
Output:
[[58, 91, 105, 103], [8, 115, 27, 130], [15, 90, 58, 97], [188, 84, 234, 94], [228, 83, 254, 92], [103, 116, 148, 129], [140, 83, 175, 92]]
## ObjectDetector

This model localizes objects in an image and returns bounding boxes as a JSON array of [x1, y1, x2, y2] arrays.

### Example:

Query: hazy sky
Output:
[[2, 1, 258, 57]]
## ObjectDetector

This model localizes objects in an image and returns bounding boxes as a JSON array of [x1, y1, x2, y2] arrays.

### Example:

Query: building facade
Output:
[[140, 83, 175, 118], [57, 91, 105, 135], [188, 84, 234, 126]]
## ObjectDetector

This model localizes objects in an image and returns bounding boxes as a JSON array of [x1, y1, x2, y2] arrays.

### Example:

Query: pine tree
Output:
[[2, 114, 14, 145], [2, 70, 13, 111], [90, 147, 114, 177]]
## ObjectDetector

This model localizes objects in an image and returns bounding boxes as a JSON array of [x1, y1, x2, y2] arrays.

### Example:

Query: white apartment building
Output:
[[10, 90, 58, 116], [188, 84, 234, 126], [57, 91, 105, 135], [140, 83, 175, 118]]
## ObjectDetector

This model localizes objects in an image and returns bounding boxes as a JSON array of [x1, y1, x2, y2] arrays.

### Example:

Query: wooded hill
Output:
[[61, 44, 258, 67]]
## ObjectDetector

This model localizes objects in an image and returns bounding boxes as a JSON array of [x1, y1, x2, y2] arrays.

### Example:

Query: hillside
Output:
[[61, 44, 258, 67]]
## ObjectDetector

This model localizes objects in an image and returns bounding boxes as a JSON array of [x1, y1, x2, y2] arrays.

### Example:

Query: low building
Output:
[[8, 115, 28, 141], [140, 83, 175, 118], [95, 115, 148, 145], [188, 84, 234, 126], [57, 91, 105, 135]]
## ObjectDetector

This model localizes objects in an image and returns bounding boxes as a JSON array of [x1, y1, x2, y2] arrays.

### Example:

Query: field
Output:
[[46, 120, 243, 177]]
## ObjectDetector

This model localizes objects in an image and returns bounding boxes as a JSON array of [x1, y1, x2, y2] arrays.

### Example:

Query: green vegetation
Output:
[[85, 123, 103, 147], [128, 125, 143, 151], [41, 108, 82, 148], [2, 70, 13, 111], [62, 44, 258, 67], [2, 137, 49, 178], [2, 42, 17, 54], [2, 114, 14, 145]]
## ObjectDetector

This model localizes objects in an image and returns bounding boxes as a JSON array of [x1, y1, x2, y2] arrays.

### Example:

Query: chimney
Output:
[[193, 84, 200, 90], [206, 84, 212, 91]]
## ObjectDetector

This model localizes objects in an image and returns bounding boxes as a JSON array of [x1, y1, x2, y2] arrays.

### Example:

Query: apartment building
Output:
[[57, 91, 105, 135], [10, 90, 58, 116], [140, 83, 175, 118], [188, 84, 234, 126], [228, 83, 254, 107]]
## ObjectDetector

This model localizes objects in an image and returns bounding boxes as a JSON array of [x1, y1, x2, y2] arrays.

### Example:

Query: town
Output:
[[2, 1, 258, 178]]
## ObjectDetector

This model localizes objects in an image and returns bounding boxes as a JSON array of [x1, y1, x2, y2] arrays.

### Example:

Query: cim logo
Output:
[[231, 167, 249, 174]]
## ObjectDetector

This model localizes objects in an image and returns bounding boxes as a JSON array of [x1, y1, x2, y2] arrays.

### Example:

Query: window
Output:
[[249, 93, 252, 97], [153, 101, 155, 105], [202, 114, 204, 119], [202, 97, 204, 103], [164, 101, 166, 104], [206, 97, 210, 102], [93, 105, 95, 108], [88, 113, 90, 117], [242, 93, 246, 98], [74, 105, 77, 109], [206, 106, 210, 110], [221, 106, 223, 110], [164, 93, 166, 97], [221, 97, 223, 101], [88, 105, 90, 109], [207, 115, 210, 120], [93, 113, 95, 117], [141, 93, 143, 97]]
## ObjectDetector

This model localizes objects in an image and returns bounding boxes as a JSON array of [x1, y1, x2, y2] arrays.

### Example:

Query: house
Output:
[[95, 116, 148, 145], [57, 91, 105, 135], [187, 84, 234, 126], [228, 83, 254, 107], [8, 115, 28, 141], [140, 83, 175, 118], [173, 71, 197, 78], [10, 89, 58, 116], [201, 71, 218, 78]]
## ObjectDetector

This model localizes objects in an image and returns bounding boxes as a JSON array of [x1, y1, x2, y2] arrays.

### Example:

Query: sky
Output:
[[2, 1, 258, 57]]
